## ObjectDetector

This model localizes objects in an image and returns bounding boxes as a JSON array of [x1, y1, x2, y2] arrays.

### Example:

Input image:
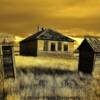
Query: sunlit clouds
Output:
[[0, 0, 100, 36]]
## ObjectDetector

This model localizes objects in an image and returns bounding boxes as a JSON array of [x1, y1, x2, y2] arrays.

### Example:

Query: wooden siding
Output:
[[68, 42, 74, 53], [78, 39, 96, 74], [78, 50, 95, 74], [20, 39, 74, 57], [37, 40, 74, 56], [37, 40, 44, 51], [20, 40, 37, 56]]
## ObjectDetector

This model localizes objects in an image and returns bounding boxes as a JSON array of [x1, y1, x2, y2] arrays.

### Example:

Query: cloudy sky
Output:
[[0, 0, 100, 36]]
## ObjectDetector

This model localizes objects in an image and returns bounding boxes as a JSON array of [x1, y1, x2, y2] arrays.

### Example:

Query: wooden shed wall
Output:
[[37, 40, 74, 52], [20, 39, 74, 57], [37, 40, 44, 51], [78, 42, 95, 74], [68, 42, 74, 53], [20, 40, 37, 56], [78, 50, 95, 74]]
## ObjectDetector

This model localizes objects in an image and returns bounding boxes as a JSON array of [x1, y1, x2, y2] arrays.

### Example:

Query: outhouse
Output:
[[78, 37, 100, 74], [1, 39, 16, 79]]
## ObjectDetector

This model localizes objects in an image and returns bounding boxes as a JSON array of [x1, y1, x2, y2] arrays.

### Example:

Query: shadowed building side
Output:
[[78, 37, 100, 74], [20, 40, 37, 56]]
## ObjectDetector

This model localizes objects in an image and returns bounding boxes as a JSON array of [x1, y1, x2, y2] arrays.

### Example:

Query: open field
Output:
[[0, 55, 100, 100], [15, 56, 78, 71]]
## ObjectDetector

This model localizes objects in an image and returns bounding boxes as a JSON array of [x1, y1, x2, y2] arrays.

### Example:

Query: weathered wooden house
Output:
[[20, 29, 75, 57], [78, 37, 100, 74]]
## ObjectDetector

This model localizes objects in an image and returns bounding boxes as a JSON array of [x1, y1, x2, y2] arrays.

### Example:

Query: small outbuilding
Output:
[[0, 39, 16, 79], [20, 28, 75, 57], [78, 37, 100, 74]]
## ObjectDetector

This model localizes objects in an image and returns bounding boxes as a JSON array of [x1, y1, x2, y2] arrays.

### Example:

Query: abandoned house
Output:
[[78, 37, 100, 74], [20, 28, 75, 57]]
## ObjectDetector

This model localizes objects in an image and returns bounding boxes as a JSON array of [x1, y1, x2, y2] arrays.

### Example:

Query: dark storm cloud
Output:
[[0, 0, 100, 36]]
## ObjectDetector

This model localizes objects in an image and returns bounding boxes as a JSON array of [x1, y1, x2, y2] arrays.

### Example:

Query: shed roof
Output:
[[20, 29, 74, 43], [78, 37, 100, 53]]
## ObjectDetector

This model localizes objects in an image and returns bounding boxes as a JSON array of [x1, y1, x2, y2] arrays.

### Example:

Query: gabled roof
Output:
[[20, 29, 74, 43], [78, 37, 100, 53]]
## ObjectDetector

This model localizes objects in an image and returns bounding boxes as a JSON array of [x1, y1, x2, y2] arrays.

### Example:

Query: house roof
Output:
[[20, 29, 74, 43], [78, 37, 100, 53]]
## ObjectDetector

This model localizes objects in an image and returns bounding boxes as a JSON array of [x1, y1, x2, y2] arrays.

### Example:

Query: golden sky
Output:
[[0, 0, 100, 36]]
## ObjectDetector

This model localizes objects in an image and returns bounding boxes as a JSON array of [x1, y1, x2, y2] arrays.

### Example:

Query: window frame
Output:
[[58, 41, 62, 51], [43, 40, 48, 51]]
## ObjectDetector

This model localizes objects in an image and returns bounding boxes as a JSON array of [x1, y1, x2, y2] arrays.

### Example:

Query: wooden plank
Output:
[[2, 45, 15, 79]]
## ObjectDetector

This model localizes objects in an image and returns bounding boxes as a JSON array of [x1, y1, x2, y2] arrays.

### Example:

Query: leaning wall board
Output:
[[2, 45, 16, 79], [0, 46, 2, 73]]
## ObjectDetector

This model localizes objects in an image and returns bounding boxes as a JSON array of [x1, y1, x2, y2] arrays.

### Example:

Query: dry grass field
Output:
[[15, 56, 78, 71], [0, 55, 100, 100]]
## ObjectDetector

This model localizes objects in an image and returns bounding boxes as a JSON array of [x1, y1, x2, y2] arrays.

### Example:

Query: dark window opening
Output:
[[51, 43, 56, 51], [44, 40, 48, 51], [64, 44, 68, 51], [58, 42, 62, 51], [38, 80, 47, 88]]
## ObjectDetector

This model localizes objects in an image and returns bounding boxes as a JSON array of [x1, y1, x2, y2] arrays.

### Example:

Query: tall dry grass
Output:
[[15, 56, 78, 71], [4, 71, 100, 100], [0, 55, 100, 100]]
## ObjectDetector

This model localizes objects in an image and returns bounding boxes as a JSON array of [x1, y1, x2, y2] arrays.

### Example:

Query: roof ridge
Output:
[[36, 29, 48, 38], [20, 28, 74, 42]]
